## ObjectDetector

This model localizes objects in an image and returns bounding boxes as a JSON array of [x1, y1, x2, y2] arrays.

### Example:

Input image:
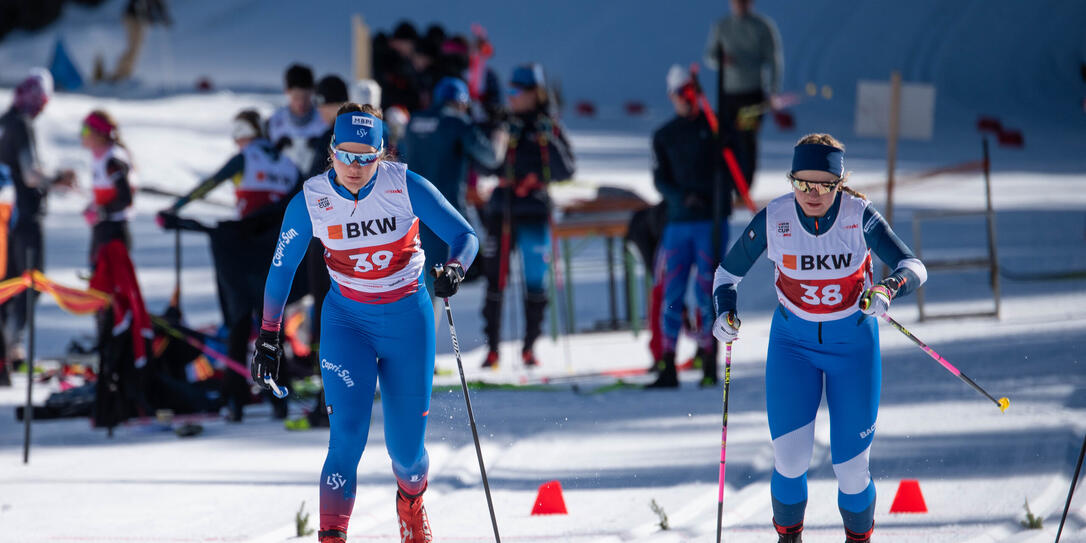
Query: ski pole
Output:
[[1055, 432, 1086, 543], [263, 374, 288, 399], [880, 313, 1009, 412], [715, 340, 733, 543], [439, 285, 501, 542], [173, 228, 181, 309]]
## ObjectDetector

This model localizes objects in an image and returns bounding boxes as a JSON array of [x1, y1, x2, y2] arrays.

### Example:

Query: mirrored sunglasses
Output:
[[331, 146, 381, 166], [787, 173, 842, 195]]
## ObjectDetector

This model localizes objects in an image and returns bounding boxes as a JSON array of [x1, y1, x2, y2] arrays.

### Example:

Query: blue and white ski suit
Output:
[[713, 191, 926, 533], [261, 161, 478, 531]]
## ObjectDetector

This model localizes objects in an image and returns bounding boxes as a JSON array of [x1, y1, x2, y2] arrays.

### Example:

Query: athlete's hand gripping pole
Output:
[[715, 339, 734, 543], [432, 265, 502, 542], [870, 309, 1009, 412], [252, 329, 289, 399]]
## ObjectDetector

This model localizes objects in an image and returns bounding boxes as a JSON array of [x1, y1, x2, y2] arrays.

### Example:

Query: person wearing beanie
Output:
[[711, 134, 927, 543], [376, 21, 422, 112], [287, 73, 353, 431], [644, 64, 733, 389], [400, 76, 504, 305], [479, 62, 574, 369], [268, 63, 329, 172], [0, 68, 75, 374]]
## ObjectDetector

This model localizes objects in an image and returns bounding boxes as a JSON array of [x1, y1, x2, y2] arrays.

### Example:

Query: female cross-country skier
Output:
[[253, 103, 478, 543], [711, 133, 927, 543], [80, 110, 135, 263]]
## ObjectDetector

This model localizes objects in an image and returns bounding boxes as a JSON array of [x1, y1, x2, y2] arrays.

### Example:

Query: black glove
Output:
[[251, 329, 281, 387], [432, 263, 466, 298], [156, 210, 180, 230], [274, 136, 293, 151]]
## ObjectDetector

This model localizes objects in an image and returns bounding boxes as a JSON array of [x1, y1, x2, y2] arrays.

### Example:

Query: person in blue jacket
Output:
[[400, 76, 503, 298], [646, 65, 733, 388], [252, 103, 477, 543], [712, 133, 927, 543]]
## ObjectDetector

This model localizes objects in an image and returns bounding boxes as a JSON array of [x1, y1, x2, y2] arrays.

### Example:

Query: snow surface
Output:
[[1, 1, 1086, 542]]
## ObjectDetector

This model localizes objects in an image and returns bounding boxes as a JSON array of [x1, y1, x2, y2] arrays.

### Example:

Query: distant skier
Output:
[[267, 63, 328, 173], [480, 63, 574, 369], [254, 103, 478, 543], [704, 0, 783, 192], [158, 109, 299, 422], [0, 68, 75, 370], [80, 110, 153, 427], [80, 110, 136, 262], [712, 134, 927, 543], [400, 76, 503, 300]]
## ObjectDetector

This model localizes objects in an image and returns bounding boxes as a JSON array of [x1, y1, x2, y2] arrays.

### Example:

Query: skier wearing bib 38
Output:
[[711, 134, 927, 543], [255, 103, 478, 543]]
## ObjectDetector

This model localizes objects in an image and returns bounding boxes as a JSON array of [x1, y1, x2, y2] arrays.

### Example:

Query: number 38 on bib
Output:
[[765, 192, 875, 321]]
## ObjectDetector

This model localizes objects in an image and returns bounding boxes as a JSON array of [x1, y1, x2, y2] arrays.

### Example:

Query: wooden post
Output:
[[351, 14, 371, 81], [885, 70, 902, 228], [982, 138, 1002, 318]]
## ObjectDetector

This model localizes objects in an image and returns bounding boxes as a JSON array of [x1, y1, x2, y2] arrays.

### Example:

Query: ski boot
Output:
[[317, 529, 346, 543], [645, 352, 678, 388], [481, 350, 499, 370], [396, 485, 433, 543], [845, 526, 872, 542], [697, 345, 719, 387], [775, 520, 803, 543], [522, 349, 539, 368]]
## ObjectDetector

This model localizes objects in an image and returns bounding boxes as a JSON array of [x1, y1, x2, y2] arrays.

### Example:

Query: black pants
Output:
[[1, 220, 43, 352], [722, 90, 766, 193], [480, 212, 548, 354], [89, 221, 131, 267]]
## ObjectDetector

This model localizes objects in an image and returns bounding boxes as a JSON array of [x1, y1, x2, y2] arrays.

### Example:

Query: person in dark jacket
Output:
[[400, 77, 504, 298], [0, 69, 75, 368], [157, 110, 299, 422], [480, 64, 574, 369], [646, 65, 733, 388], [376, 21, 422, 113]]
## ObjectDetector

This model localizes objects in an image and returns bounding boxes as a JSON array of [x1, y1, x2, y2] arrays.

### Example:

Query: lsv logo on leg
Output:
[[326, 472, 347, 490]]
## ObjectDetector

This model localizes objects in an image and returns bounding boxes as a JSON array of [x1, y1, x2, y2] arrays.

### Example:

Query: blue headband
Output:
[[332, 112, 384, 151], [791, 143, 844, 177]]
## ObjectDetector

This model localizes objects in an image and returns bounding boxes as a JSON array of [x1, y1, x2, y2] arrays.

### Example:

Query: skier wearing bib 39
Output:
[[255, 103, 478, 543], [711, 134, 927, 543]]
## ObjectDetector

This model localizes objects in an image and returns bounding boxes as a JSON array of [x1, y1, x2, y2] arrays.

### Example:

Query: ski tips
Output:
[[998, 397, 1010, 412]]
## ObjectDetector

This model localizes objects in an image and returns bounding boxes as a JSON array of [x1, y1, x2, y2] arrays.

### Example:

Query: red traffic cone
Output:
[[530, 480, 568, 515], [888, 479, 928, 513]]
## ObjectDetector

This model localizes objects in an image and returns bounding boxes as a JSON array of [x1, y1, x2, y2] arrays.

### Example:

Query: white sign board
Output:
[[854, 80, 936, 141]]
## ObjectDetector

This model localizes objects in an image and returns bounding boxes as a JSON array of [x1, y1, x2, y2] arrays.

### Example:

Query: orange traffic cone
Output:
[[888, 479, 928, 513], [530, 480, 568, 515]]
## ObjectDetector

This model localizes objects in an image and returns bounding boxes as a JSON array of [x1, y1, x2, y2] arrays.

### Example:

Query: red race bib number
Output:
[[776, 265, 867, 314], [348, 251, 394, 273]]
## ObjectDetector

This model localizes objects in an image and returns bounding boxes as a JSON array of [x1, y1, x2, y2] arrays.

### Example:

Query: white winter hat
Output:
[[666, 64, 691, 95], [352, 79, 382, 107]]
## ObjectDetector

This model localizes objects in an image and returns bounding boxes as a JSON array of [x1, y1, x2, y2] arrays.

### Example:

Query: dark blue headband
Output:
[[791, 143, 844, 177], [332, 112, 384, 151]]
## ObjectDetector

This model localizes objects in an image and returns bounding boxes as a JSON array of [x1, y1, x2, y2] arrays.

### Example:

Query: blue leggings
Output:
[[655, 220, 729, 352], [317, 284, 435, 531], [766, 307, 880, 533]]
